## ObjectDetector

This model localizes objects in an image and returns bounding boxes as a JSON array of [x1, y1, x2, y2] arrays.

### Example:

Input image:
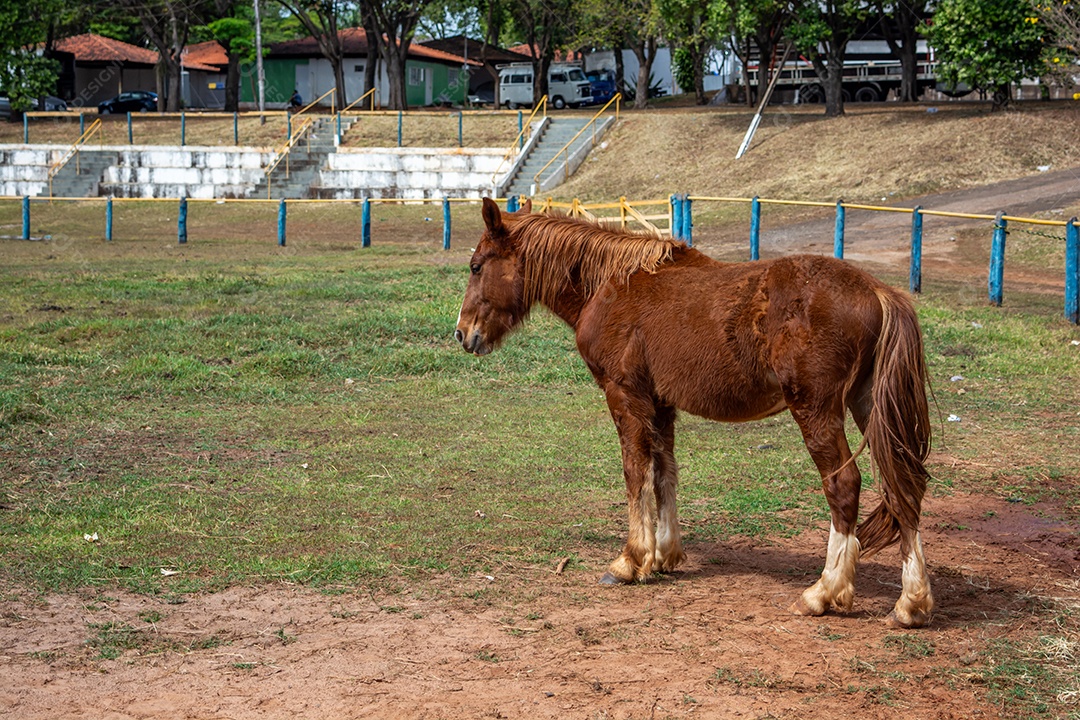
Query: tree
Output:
[[924, 0, 1048, 109], [877, 0, 931, 101], [0, 0, 64, 115], [789, 0, 869, 116], [105, 0, 214, 112], [206, 17, 255, 111], [729, 0, 788, 107], [659, 0, 729, 104], [1036, 0, 1079, 84], [577, 0, 661, 109], [277, 0, 351, 109], [509, 0, 577, 107]]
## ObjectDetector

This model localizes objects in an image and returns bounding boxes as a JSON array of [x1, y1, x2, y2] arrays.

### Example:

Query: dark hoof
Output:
[[886, 610, 931, 629], [598, 572, 629, 585]]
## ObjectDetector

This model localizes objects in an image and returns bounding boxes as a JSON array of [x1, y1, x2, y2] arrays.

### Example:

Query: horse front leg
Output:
[[599, 386, 660, 584]]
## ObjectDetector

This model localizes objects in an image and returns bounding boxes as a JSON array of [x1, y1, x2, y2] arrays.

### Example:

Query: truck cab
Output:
[[498, 63, 593, 109]]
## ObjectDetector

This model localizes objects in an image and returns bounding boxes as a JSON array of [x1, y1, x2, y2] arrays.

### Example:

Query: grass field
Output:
[[2, 207, 1078, 596]]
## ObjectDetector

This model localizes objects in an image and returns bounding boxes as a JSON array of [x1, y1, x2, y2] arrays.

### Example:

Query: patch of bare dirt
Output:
[[1, 493, 1077, 719]]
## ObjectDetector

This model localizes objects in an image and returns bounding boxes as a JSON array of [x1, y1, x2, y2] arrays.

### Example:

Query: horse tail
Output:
[[855, 288, 932, 559]]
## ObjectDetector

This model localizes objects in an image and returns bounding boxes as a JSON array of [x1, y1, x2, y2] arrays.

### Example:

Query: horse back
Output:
[[575, 250, 888, 421]]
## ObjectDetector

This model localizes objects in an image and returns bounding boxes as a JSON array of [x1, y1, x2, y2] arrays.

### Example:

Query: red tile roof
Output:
[[506, 44, 583, 62], [56, 33, 157, 65], [184, 41, 229, 70], [55, 33, 223, 72], [270, 28, 480, 66]]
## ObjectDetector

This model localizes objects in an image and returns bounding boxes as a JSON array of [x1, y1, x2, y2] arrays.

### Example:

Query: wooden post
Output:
[[909, 206, 923, 294], [670, 195, 681, 240], [361, 198, 371, 248], [507, 195, 520, 212], [106, 197, 113, 242], [833, 200, 845, 259], [181, 111, 186, 146], [682, 195, 693, 247], [178, 197, 188, 244], [397, 111, 403, 147], [278, 198, 286, 246], [21, 196, 30, 240], [989, 212, 1006, 306], [233, 112, 239, 145], [443, 197, 451, 250], [1065, 217, 1078, 324], [127, 112, 133, 144], [750, 196, 761, 260]]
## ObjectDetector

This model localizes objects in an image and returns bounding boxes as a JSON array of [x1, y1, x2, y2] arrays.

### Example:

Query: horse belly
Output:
[[657, 357, 787, 422]]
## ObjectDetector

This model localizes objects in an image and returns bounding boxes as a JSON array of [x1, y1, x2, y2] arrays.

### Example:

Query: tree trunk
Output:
[[631, 36, 656, 110], [332, 55, 347, 109], [613, 41, 625, 99], [991, 83, 1011, 111], [811, 45, 847, 117], [693, 45, 706, 105], [224, 54, 240, 112], [881, 4, 923, 102], [534, 55, 552, 107]]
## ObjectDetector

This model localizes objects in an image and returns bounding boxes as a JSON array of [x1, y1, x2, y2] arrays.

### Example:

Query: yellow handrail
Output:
[[489, 96, 548, 185], [264, 117, 315, 197], [532, 93, 621, 189], [342, 87, 377, 113], [294, 87, 337, 117], [47, 118, 104, 198]]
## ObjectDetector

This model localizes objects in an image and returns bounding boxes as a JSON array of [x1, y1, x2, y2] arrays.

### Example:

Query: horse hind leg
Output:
[[653, 405, 686, 573], [888, 527, 934, 628], [788, 406, 863, 617]]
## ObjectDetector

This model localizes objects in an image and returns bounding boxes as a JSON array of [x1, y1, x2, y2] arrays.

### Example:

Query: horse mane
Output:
[[511, 212, 681, 308]]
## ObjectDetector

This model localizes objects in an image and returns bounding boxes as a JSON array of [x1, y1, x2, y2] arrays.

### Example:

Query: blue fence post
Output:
[[989, 211, 1006, 306], [397, 111, 403, 147], [683, 195, 693, 247], [105, 197, 113, 241], [178, 197, 188, 244], [443, 197, 451, 250], [22, 196, 30, 240], [336, 112, 341, 146], [181, 111, 186, 146], [127, 112, 133, 144], [909, 206, 923, 294], [287, 112, 291, 138], [750, 196, 761, 261], [233, 112, 239, 145], [23, 113, 28, 143], [278, 198, 287, 246], [1065, 217, 1078, 324], [507, 195, 520, 212], [517, 111, 523, 149], [80, 113, 85, 136], [361, 197, 371, 248], [670, 195, 681, 240], [833, 200, 845, 259], [457, 112, 463, 148]]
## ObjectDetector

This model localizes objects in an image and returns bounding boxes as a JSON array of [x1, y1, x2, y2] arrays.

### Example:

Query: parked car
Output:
[[467, 87, 495, 107], [497, 63, 592, 109], [0, 95, 68, 119], [586, 70, 617, 105], [98, 91, 158, 114]]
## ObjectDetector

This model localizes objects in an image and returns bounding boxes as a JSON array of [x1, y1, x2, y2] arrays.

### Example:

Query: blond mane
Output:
[[511, 213, 680, 309]]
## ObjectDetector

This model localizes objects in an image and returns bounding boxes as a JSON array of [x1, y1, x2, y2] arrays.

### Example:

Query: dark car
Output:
[[98, 91, 158, 114], [0, 95, 68, 119], [586, 70, 617, 105]]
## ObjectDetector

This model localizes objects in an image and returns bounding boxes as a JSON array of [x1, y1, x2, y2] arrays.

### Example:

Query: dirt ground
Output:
[[2, 169, 1079, 719], [1, 492, 1078, 719]]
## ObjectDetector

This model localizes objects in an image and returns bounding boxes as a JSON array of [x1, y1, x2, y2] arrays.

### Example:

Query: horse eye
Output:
[[470, 263, 481, 275]]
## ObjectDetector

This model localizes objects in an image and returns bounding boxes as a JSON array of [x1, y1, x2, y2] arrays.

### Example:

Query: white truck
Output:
[[498, 62, 593, 109]]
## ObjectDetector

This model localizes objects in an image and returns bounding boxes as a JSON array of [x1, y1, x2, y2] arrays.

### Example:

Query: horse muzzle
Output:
[[454, 327, 491, 356]]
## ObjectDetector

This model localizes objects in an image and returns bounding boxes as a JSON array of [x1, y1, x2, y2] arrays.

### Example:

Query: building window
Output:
[[408, 66, 425, 85], [354, 64, 364, 73]]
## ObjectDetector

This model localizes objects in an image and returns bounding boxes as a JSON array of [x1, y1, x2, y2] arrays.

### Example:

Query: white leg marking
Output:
[[891, 532, 933, 627], [794, 524, 860, 615]]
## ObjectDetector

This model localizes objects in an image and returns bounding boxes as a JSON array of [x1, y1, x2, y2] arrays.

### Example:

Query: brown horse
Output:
[[455, 198, 934, 628]]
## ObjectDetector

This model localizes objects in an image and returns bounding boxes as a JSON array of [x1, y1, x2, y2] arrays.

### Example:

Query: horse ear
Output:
[[521, 198, 532, 213], [482, 197, 505, 235]]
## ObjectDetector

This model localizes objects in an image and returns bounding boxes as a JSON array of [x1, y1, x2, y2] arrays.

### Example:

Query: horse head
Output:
[[454, 197, 532, 355]]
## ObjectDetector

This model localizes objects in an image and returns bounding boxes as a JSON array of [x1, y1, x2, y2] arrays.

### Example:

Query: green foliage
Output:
[[924, 0, 1049, 95], [673, 46, 696, 90], [0, 0, 63, 109]]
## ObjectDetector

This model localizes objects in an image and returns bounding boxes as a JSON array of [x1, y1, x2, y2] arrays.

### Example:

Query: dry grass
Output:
[[1, 115, 291, 148], [341, 111, 522, 148], [560, 103, 1080, 205]]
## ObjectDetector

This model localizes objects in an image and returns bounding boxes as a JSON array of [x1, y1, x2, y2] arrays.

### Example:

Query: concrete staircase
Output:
[[47, 149, 118, 198], [252, 116, 354, 199], [504, 118, 595, 197]]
